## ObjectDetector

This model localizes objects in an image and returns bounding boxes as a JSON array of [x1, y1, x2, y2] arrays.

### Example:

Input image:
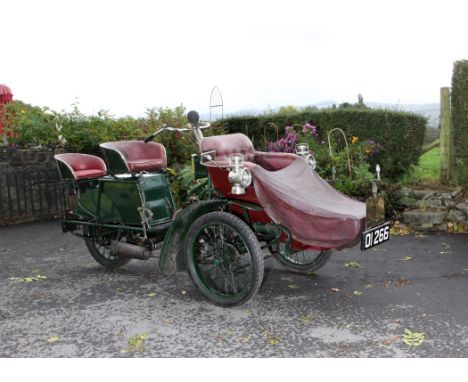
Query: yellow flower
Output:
[[351, 136, 359, 144]]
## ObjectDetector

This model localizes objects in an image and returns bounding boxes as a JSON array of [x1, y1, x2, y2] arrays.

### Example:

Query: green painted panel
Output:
[[98, 174, 175, 225]]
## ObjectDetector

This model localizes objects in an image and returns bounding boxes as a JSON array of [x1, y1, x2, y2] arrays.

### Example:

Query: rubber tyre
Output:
[[275, 250, 332, 274], [85, 240, 131, 269], [185, 211, 264, 307], [84, 228, 131, 269]]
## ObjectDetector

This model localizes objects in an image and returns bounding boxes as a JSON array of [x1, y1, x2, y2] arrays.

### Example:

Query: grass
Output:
[[418, 147, 440, 182], [399, 146, 440, 185]]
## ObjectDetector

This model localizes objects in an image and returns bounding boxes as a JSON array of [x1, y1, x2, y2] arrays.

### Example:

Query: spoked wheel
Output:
[[185, 212, 264, 307], [84, 227, 131, 269], [275, 249, 332, 274]]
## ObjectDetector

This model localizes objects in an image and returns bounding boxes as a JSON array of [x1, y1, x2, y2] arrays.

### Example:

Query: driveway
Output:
[[0, 220, 467, 357]]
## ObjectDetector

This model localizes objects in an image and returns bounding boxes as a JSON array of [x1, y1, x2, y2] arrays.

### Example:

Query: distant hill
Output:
[[206, 102, 440, 128]]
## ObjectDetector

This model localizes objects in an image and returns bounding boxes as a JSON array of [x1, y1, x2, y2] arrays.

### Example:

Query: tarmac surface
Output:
[[0, 220, 467, 357]]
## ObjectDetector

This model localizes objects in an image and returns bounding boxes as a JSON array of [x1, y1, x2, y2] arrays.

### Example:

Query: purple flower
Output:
[[302, 122, 318, 137]]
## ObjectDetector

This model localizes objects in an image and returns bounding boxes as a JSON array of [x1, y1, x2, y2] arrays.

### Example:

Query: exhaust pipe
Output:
[[110, 240, 151, 260]]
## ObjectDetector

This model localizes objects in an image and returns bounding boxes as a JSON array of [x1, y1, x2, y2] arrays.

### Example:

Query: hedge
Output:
[[451, 60, 468, 185], [214, 109, 427, 180]]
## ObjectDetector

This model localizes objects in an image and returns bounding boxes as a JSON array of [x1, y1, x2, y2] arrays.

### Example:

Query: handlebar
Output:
[[143, 122, 211, 143]]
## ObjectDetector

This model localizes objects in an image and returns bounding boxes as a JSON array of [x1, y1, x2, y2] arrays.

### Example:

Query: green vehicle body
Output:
[[72, 174, 175, 225], [58, 151, 233, 274]]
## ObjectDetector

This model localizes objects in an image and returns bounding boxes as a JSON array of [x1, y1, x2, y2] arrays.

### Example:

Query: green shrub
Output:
[[451, 60, 468, 185], [1, 101, 57, 146], [215, 108, 427, 180]]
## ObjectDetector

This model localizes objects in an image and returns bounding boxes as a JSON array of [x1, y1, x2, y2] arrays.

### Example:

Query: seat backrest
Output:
[[100, 141, 167, 173], [55, 153, 107, 180], [200, 133, 256, 162]]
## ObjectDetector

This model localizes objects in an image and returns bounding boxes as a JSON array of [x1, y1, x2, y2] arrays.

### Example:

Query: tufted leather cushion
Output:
[[100, 141, 167, 172], [200, 133, 256, 162], [55, 153, 107, 180], [200, 133, 298, 172]]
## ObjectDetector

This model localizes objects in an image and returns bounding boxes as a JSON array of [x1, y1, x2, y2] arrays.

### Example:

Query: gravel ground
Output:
[[0, 220, 467, 357]]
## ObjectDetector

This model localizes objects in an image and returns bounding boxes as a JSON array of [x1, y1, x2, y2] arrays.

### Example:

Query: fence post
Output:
[[439, 87, 451, 184]]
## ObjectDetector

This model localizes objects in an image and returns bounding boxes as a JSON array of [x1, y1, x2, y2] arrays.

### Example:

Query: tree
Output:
[[277, 105, 299, 115]]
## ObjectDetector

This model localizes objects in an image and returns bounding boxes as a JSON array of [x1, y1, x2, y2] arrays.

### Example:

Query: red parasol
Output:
[[0, 84, 14, 138]]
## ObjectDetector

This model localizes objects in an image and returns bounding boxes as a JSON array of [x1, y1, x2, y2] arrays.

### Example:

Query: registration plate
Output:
[[361, 222, 390, 250]]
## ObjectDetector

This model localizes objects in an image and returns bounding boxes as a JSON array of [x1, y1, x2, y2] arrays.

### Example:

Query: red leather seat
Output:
[[55, 153, 107, 180], [100, 141, 167, 173], [200, 133, 297, 171]]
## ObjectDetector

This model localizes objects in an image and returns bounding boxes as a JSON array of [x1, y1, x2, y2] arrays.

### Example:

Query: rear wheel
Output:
[[185, 212, 264, 307], [84, 227, 131, 269], [275, 249, 332, 274]]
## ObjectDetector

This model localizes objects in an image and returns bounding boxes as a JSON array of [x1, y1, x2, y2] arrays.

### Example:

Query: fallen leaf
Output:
[[353, 290, 363, 296], [242, 309, 252, 316], [344, 323, 363, 329], [397, 256, 413, 261], [402, 329, 426, 347], [331, 288, 340, 293], [447, 222, 468, 233], [382, 335, 400, 345], [47, 336, 60, 344], [8, 275, 47, 283], [235, 335, 251, 343], [390, 222, 411, 236], [394, 278, 411, 287], [269, 337, 281, 345], [414, 233, 427, 238], [345, 261, 362, 269], [124, 333, 150, 353], [365, 284, 373, 288], [300, 314, 318, 323], [288, 284, 300, 289]]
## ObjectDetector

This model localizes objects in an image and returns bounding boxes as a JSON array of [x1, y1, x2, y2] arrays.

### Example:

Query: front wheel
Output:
[[185, 212, 264, 307], [275, 249, 332, 274]]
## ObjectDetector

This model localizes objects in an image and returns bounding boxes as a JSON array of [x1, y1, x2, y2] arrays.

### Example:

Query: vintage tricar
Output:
[[55, 111, 389, 306]]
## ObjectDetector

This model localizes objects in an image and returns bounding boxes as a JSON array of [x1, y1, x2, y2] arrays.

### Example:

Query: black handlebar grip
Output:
[[144, 134, 155, 143], [187, 110, 200, 126]]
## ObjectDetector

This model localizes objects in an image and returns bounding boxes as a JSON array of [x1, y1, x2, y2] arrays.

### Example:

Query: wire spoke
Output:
[[193, 222, 252, 297]]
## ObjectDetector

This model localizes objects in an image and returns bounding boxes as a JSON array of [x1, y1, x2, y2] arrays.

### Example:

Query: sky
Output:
[[1, 0, 467, 117]]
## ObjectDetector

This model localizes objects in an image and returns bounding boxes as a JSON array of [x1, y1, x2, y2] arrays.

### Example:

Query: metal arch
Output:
[[209, 86, 224, 122]]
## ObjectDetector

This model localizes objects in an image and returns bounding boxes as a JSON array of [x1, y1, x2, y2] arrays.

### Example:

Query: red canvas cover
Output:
[[251, 158, 366, 249]]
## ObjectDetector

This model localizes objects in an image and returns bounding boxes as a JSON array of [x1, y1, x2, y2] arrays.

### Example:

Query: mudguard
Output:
[[158, 199, 228, 274]]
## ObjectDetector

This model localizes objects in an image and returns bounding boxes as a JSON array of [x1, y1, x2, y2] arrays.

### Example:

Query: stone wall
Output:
[[0, 147, 64, 225], [398, 187, 467, 231]]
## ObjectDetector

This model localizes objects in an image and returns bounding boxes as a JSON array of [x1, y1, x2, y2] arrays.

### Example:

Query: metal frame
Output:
[[209, 86, 224, 122]]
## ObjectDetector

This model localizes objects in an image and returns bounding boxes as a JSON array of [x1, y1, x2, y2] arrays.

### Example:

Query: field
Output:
[[418, 147, 440, 182]]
